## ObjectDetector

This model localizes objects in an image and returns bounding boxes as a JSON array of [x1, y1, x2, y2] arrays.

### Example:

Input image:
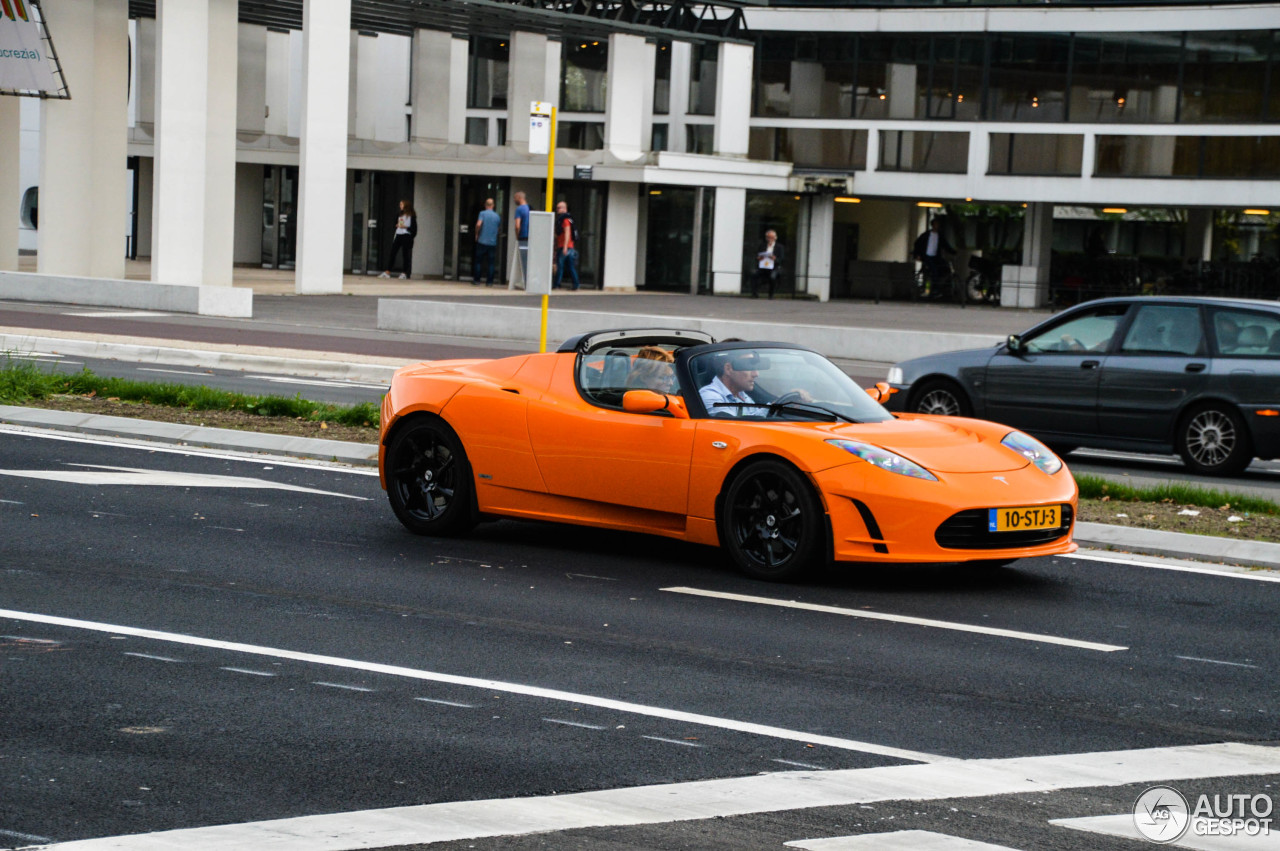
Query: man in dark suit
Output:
[[913, 218, 955, 296], [752, 229, 785, 299]]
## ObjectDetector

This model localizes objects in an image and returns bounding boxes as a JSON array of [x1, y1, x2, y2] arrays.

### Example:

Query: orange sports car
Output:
[[379, 329, 1077, 581]]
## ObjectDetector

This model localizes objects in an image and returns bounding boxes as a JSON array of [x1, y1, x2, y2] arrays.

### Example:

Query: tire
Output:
[[720, 459, 825, 582], [1177, 404, 1253, 476], [910, 379, 973, 418], [385, 416, 476, 536]]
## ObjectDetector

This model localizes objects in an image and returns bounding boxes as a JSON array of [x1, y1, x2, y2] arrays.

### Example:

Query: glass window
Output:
[[19, 186, 36, 229], [1181, 31, 1271, 122], [651, 123, 668, 153], [879, 130, 968, 173], [1119, 305, 1204, 355], [987, 34, 1070, 122], [988, 134, 1083, 176], [464, 117, 488, 146], [578, 345, 681, 409], [755, 35, 794, 117], [1023, 305, 1129, 354], [467, 37, 508, 110], [1210, 308, 1280, 356], [557, 121, 605, 151], [562, 39, 608, 113], [1069, 34, 1182, 123], [654, 41, 671, 115], [689, 43, 718, 116], [686, 124, 714, 155], [926, 36, 984, 120]]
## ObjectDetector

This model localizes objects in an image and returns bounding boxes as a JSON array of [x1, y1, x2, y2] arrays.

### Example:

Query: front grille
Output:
[[935, 504, 1074, 550]]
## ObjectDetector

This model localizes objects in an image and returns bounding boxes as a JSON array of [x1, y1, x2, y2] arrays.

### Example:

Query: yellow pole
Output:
[[539, 106, 557, 353]]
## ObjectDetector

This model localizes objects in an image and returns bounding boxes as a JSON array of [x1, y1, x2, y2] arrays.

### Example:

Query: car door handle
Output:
[[1185, 363, 1206, 373], [1080, 360, 1100, 370]]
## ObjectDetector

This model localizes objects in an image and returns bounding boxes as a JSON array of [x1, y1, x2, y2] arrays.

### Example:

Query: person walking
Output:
[[379, 200, 417, 280], [751, 229, 785, 299], [553, 200, 580, 291], [513, 191, 530, 281], [473, 197, 501, 286], [913, 217, 955, 297]]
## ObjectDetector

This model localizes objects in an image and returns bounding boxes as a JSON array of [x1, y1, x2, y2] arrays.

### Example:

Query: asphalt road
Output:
[[2, 428, 1279, 848]]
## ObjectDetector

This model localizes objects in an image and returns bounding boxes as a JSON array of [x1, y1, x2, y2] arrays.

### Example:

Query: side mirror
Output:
[[1006, 334, 1024, 354], [865, 382, 898, 403], [622, 390, 690, 419]]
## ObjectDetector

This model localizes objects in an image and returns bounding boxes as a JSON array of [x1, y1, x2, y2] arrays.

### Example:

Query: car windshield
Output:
[[690, 346, 894, 423]]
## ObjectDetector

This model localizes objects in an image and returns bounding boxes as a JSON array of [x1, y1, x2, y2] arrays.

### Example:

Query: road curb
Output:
[[5, 405, 1279, 570]]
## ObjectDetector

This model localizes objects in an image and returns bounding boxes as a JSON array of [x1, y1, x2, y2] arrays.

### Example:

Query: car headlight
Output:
[[827, 439, 937, 481], [1001, 431, 1063, 475], [886, 366, 904, 385]]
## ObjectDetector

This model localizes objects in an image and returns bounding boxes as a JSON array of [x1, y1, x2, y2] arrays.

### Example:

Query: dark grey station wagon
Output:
[[885, 297, 1280, 476]]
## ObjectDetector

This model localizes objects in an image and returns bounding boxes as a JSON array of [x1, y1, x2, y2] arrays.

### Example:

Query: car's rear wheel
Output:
[[1177, 404, 1253, 476], [720, 459, 825, 582], [386, 417, 476, 536], [911, 379, 973, 418]]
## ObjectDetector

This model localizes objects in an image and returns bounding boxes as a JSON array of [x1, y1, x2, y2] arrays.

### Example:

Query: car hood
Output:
[[894, 344, 1001, 384], [814, 416, 1029, 473]]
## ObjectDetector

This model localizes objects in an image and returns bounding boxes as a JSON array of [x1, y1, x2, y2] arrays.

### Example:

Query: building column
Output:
[[203, 0, 238, 287], [1186, 208, 1214, 262], [1002, 202, 1053, 308], [713, 42, 752, 156], [39, 0, 128, 279], [711, 186, 746, 294], [152, 0, 209, 286], [667, 41, 691, 153], [507, 31, 559, 153], [602, 182, 640, 291], [412, 30, 467, 144], [605, 33, 653, 161], [802, 195, 835, 302], [0, 97, 18, 271], [295, 0, 352, 294], [413, 173, 447, 277]]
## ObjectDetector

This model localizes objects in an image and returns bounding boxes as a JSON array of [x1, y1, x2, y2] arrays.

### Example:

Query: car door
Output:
[[983, 302, 1131, 436], [1097, 303, 1210, 441], [525, 350, 697, 516]]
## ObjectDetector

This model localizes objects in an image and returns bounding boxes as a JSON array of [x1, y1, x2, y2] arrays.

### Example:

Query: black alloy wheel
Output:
[[1177, 404, 1253, 476], [911, 378, 973, 418], [385, 417, 476, 536], [720, 459, 824, 581]]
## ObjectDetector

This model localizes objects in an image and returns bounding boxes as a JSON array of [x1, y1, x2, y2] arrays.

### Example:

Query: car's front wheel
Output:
[[911, 378, 973, 417], [720, 459, 825, 581], [1177, 404, 1253, 476], [385, 416, 476, 536]]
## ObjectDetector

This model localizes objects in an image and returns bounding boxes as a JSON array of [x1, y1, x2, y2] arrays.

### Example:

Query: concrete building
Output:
[[6, 0, 1280, 310]]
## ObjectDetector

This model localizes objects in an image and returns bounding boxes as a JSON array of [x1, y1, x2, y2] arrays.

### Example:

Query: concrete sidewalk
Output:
[[4, 405, 1278, 573]]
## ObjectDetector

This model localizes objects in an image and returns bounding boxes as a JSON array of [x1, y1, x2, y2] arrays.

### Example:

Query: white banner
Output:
[[0, 16, 59, 95]]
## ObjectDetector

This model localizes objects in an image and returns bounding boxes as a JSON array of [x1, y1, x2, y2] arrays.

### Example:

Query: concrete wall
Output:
[[234, 163, 264, 265], [846, 200, 914, 263]]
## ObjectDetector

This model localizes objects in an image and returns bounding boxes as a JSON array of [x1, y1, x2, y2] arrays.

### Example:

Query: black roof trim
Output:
[[557, 328, 716, 354]]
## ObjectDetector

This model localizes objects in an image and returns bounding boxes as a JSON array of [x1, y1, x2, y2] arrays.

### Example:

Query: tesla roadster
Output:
[[378, 329, 1077, 581]]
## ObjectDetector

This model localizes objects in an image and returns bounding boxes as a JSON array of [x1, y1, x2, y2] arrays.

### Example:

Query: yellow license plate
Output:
[[988, 506, 1060, 532]]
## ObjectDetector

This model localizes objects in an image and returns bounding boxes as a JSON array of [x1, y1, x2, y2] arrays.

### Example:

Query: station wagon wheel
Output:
[[720, 459, 824, 582], [1177, 404, 1253, 476], [386, 417, 476, 536], [911, 378, 972, 418]]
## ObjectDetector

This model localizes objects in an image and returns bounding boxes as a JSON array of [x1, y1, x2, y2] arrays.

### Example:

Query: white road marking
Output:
[[1052, 813, 1280, 849], [0, 608, 948, 764], [1175, 655, 1260, 669], [62, 310, 173, 318], [0, 425, 380, 476], [32, 743, 1280, 851], [642, 735, 703, 748], [220, 667, 276, 677], [0, 464, 369, 500], [787, 831, 1023, 850], [135, 368, 211, 377], [123, 652, 181, 663], [415, 698, 475, 708], [313, 682, 374, 693], [0, 827, 53, 844], [544, 718, 607, 730], [772, 759, 825, 770], [661, 587, 1126, 653], [248, 375, 388, 390], [0, 499, 24, 504], [1065, 552, 1280, 583]]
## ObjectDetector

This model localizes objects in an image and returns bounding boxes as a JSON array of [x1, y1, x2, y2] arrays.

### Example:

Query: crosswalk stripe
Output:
[[31, 743, 1280, 851], [787, 831, 1023, 850], [1052, 814, 1280, 850]]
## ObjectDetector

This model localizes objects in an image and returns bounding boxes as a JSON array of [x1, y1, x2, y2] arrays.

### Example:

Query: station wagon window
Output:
[[1119, 305, 1204, 356], [1023, 304, 1128, 354], [1210, 308, 1280, 357], [577, 344, 681, 409]]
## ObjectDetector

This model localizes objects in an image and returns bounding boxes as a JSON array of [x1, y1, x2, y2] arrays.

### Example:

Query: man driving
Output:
[[699, 351, 769, 417]]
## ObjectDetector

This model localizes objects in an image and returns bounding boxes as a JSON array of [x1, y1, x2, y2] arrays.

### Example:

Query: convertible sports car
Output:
[[378, 329, 1077, 581]]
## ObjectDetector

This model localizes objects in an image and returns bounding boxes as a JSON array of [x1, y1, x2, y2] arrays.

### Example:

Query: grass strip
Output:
[[1075, 472, 1279, 516], [0, 355, 380, 429]]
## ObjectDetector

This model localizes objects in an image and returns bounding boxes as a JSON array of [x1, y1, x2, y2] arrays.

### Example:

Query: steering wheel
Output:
[[768, 390, 806, 416]]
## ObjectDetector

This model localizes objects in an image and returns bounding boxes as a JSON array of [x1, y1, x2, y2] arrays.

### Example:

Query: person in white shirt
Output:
[[699, 352, 768, 417], [380, 200, 417, 280]]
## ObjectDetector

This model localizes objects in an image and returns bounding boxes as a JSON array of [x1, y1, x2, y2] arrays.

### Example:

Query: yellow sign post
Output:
[[530, 101, 558, 352]]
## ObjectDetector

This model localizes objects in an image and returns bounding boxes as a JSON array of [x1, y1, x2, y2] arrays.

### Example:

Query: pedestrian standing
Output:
[[473, 198, 501, 286], [379, 200, 417, 279], [513, 191, 531, 281], [553, 200, 580, 291], [751, 229, 785, 299]]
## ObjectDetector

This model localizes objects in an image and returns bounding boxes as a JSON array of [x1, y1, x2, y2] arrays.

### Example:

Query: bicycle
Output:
[[964, 255, 1002, 305], [912, 260, 964, 305]]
